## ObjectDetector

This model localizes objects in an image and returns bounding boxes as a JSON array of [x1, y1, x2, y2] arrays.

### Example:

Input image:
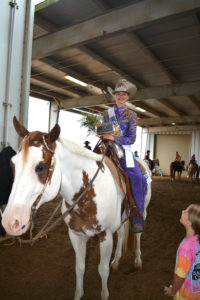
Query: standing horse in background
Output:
[[0, 146, 16, 237], [144, 158, 162, 175], [2, 117, 151, 300], [170, 161, 185, 182], [187, 162, 198, 182]]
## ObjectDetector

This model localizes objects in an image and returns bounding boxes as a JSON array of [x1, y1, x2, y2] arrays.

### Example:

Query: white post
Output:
[[0, 0, 35, 151]]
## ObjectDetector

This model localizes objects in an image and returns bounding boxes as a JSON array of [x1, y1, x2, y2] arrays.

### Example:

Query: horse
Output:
[[144, 158, 161, 175], [170, 160, 185, 182], [0, 146, 16, 237], [187, 162, 198, 182], [2, 117, 151, 300]]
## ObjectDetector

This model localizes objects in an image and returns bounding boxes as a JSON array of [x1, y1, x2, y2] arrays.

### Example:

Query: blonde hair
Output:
[[188, 204, 200, 235]]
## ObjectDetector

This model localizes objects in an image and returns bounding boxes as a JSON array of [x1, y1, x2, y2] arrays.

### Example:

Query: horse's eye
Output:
[[35, 162, 45, 173]]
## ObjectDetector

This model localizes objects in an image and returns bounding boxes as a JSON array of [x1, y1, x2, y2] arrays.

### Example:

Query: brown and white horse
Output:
[[187, 162, 198, 182], [2, 117, 151, 300]]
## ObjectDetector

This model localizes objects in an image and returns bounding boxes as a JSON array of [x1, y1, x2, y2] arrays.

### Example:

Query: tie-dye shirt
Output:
[[103, 104, 137, 145], [174, 235, 200, 300]]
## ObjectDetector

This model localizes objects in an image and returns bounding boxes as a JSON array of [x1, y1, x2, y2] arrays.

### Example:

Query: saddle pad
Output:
[[104, 156, 126, 195]]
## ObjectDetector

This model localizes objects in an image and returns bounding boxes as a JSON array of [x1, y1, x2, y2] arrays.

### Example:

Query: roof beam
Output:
[[60, 81, 200, 109], [92, 0, 113, 10], [187, 95, 200, 110], [34, 14, 58, 33], [32, 0, 200, 59], [30, 92, 53, 102], [40, 57, 105, 94], [134, 101, 165, 117], [156, 98, 186, 116], [31, 75, 85, 98], [147, 124, 200, 133], [126, 33, 190, 116], [30, 84, 68, 102], [127, 32, 178, 83], [138, 115, 200, 127], [135, 81, 200, 99], [79, 46, 144, 87], [32, 57, 104, 96]]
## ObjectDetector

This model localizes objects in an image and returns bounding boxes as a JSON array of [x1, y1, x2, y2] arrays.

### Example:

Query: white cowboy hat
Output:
[[107, 79, 137, 98]]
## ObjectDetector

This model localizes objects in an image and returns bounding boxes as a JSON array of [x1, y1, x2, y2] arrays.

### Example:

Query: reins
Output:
[[13, 138, 108, 246]]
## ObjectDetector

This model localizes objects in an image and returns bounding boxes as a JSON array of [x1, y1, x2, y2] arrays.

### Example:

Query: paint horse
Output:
[[2, 117, 151, 300], [187, 161, 198, 182], [170, 160, 185, 182], [0, 146, 16, 236]]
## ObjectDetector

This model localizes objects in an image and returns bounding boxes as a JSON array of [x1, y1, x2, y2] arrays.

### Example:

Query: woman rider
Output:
[[97, 79, 150, 233]]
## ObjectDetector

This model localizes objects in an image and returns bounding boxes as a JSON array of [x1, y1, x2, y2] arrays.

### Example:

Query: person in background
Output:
[[175, 151, 181, 162], [145, 150, 154, 171], [164, 204, 200, 299], [134, 151, 139, 158], [190, 154, 196, 163], [96, 79, 151, 233], [174, 151, 183, 169], [145, 150, 150, 160], [84, 141, 91, 150]]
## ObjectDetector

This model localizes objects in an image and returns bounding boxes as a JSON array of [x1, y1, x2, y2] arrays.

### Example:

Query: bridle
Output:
[[31, 135, 56, 211]]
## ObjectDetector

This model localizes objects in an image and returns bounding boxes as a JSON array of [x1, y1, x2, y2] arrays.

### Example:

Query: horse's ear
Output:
[[13, 116, 29, 138], [46, 124, 60, 143]]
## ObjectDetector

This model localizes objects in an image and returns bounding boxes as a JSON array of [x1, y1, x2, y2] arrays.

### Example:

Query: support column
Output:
[[0, 0, 34, 151]]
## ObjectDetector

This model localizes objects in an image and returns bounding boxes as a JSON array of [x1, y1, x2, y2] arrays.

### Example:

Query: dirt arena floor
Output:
[[0, 176, 200, 300]]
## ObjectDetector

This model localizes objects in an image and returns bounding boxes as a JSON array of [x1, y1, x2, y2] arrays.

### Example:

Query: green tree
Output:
[[79, 112, 101, 135]]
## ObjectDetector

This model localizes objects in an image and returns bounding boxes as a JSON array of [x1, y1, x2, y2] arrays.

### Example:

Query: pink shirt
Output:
[[174, 235, 200, 300]]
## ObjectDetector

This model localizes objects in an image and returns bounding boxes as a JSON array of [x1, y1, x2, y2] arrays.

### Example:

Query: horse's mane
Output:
[[58, 137, 103, 162]]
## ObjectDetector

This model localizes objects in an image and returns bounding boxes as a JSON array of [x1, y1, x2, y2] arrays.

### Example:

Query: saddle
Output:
[[93, 140, 144, 222]]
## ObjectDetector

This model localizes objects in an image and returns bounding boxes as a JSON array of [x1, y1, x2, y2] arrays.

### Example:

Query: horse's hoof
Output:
[[134, 262, 142, 269], [111, 261, 118, 271]]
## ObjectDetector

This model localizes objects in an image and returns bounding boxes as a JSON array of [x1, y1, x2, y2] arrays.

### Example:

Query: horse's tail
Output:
[[122, 219, 136, 253]]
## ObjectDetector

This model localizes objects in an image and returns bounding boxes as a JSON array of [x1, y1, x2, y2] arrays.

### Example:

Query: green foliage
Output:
[[79, 112, 101, 136]]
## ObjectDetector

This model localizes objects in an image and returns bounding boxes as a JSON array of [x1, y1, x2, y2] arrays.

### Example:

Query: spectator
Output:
[[84, 141, 91, 150], [164, 204, 200, 299], [134, 151, 139, 158]]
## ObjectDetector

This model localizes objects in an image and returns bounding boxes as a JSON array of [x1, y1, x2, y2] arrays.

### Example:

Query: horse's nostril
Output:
[[12, 219, 20, 230]]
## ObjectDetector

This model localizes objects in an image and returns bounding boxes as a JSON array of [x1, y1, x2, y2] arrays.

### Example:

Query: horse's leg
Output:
[[98, 230, 113, 300], [172, 169, 175, 182], [68, 229, 88, 300], [134, 232, 142, 268], [111, 224, 124, 270]]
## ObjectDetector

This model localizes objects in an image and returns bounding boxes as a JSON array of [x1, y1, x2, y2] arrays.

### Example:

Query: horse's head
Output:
[[2, 116, 61, 236]]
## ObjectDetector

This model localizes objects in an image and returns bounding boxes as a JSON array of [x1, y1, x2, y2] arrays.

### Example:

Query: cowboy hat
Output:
[[107, 79, 137, 98]]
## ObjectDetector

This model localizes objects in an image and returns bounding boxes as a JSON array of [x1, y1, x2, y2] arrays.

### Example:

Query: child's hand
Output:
[[164, 285, 174, 297]]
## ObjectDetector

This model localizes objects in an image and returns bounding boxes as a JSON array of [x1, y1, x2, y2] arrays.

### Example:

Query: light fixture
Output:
[[171, 122, 176, 125], [64, 75, 88, 87], [135, 107, 146, 113]]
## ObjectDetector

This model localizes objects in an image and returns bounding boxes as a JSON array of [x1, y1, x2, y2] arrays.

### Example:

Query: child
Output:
[[164, 204, 200, 299]]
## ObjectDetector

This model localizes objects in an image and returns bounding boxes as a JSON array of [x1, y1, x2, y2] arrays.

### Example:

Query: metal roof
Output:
[[31, 0, 200, 129]]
